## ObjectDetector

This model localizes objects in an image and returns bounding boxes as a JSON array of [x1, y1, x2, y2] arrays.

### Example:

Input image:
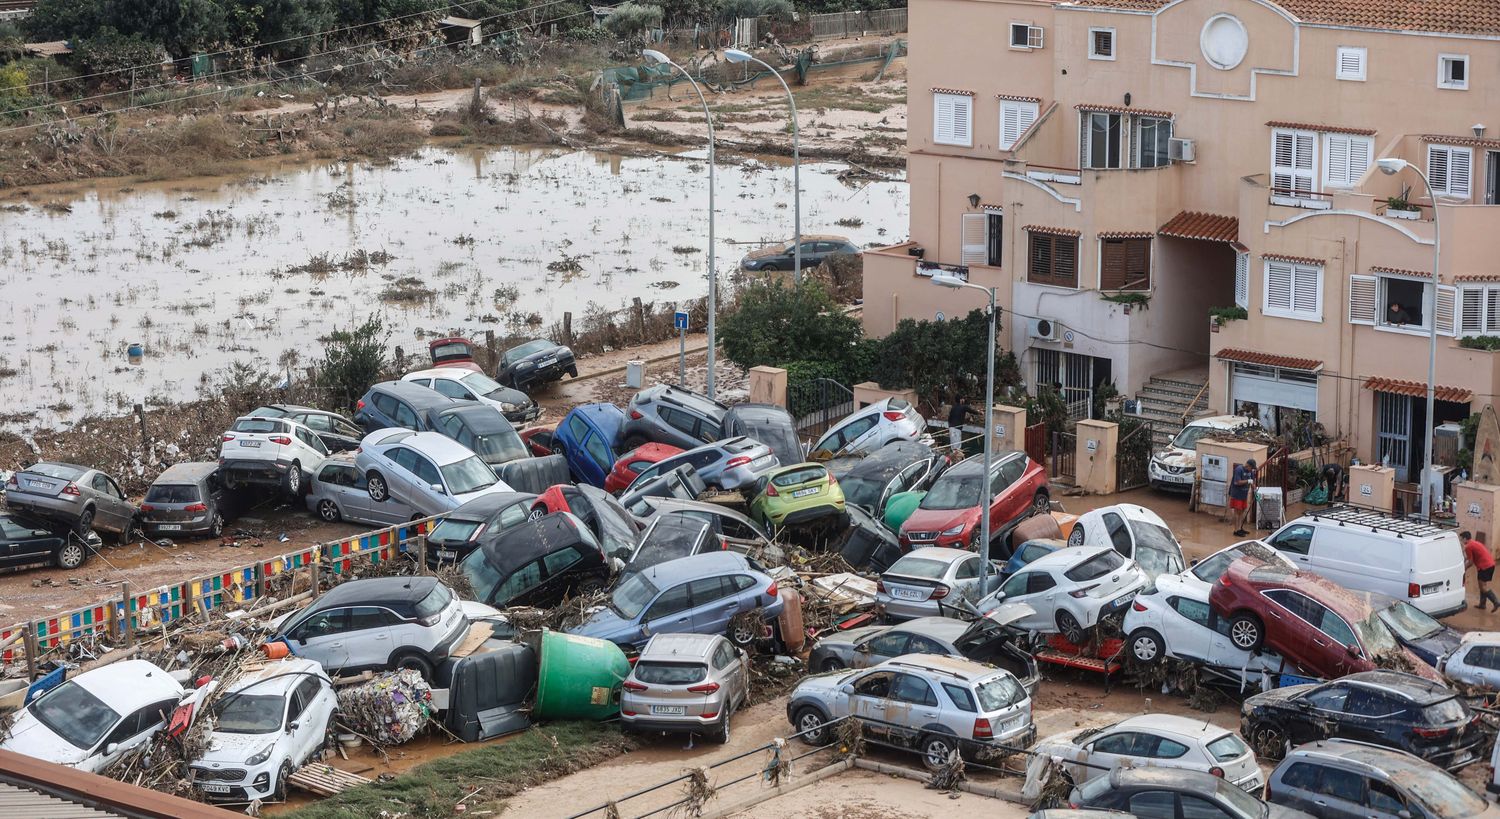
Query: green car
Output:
[[750, 462, 846, 530], [883, 490, 925, 532]]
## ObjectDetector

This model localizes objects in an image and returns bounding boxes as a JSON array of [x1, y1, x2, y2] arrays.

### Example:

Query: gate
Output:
[[787, 377, 854, 440], [1376, 392, 1413, 482], [1024, 422, 1048, 468], [1116, 419, 1154, 491], [1051, 428, 1076, 482]]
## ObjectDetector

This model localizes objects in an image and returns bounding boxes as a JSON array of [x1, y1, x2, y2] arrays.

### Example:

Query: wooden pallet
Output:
[[287, 764, 372, 797]]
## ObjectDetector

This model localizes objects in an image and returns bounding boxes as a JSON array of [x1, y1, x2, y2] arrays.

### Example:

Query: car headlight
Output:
[[246, 744, 276, 766], [500, 402, 520, 412], [517, 361, 535, 369], [940, 524, 966, 536]]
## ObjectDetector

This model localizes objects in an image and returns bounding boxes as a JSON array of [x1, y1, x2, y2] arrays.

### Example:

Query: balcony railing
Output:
[[1269, 187, 1333, 210]]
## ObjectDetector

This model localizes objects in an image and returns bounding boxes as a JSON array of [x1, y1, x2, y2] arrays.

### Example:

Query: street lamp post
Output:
[[931, 272, 998, 592], [724, 48, 802, 285], [644, 49, 718, 398], [1377, 157, 1441, 519]]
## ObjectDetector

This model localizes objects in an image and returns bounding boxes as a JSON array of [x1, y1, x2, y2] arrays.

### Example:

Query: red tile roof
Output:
[[1369, 266, 1431, 278], [1075, 103, 1174, 118], [1455, 273, 1500, 283], [998, 93, 1043, 103], [932, 87, 974, 96], [1216, 348, 1323, 371], [1423, 134, 1500, 150], [1098, 230, 1155, 239], [1266, 120, 1377, 136], [1158, 211, 1239, 243], [1067, 0, 1500, 34], [1264, 252, 1325, 266], [1364, 377, 1472, 403], [1024, 225, 1083, 238]]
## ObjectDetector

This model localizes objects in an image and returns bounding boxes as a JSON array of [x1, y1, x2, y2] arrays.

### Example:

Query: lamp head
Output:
[[930, 273, 966, 289], [1376, 158, 1408, 176], [642, 49, 670, 65], [724, 49, 752, 64]]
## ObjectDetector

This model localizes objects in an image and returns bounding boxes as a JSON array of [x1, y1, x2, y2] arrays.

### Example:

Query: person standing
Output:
[[947, 396, 979, 451], [1230, 458, 1257, 537], [1462, 531, 1500, 611]]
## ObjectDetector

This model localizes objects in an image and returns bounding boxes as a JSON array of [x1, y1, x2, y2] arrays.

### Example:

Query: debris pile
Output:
[[336, 669, 434, 745]]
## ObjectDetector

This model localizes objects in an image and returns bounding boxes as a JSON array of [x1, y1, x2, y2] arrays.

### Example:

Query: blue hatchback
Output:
[[999, 538, 1067, 582], [555, 404, 626, 488]]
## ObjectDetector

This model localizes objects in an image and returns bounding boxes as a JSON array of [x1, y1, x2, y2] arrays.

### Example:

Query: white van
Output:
[[1147, 415, 1257, 492], [1262, 506, 1466, 618]]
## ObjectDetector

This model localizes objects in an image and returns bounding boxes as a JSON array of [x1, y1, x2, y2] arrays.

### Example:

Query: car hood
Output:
[[460, 600, 504, 621], [517, 346, 571, 366], [569, 606, 631, 640], [818, 625, 885, 650], [1152, 448, 1195, 468], [198, 731, 276, 764], [980, 602, 1036, 629], [453, 482, 515, 506], [1408, 628, 1463, 661], [902, 506, 977, 533], [1245, 683, 1315, 708], [0, 714, 90, 767], [792, 670, 853, 699]]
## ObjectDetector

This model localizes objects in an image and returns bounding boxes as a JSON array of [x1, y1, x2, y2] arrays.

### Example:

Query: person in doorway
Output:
[[1462, 531, 1500, 611], [1230, 458, 1257, 537], [1387, 302, 1414, 326], [947, 396, 979, 451]]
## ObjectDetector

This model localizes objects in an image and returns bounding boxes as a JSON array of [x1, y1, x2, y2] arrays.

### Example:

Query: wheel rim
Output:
[[1060, 613, 1081, 641], [1231, 621, 1257, 648], [319, 500, 338, 521], [732, 623, 757, 644], [60, 544, 83, 567], [79, 512, 93, 529], [528, 507, 545, 521], [369, 477, 385, 499], [211, 515, 223, 536], [1132, 634, 1158, 662], [1033, 493, 1049, 513], [722, 713, 731, 741], [288, 469, 301, 493], [1068, 528, 1084, 546], [798, 712, 822, 737], [925, 739, 952, 767]]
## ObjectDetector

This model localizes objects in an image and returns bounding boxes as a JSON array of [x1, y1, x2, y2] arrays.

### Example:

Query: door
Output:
[[990, 458, 1026, 531], [1165, 595, 1214, 662], [1376, 392, 1414, 482], [386, 448, 423, 505], [1301, 763, 1368, 819], [860, 632, 911, 668], [1336, 686, 1401, 746], [643, 582, 695, 637], [953, 556, 984, 602], [1296, 684, 1349, 744], [433, 378, 474, 401], [288, 678, 328, 763], [90, 473, 130, 531], [1267, 523, 1315, 570], [0, 518, 59, 566], [534, 547, 585, 604], [287, 608, 352, 672], [582, 431, 614, 485], [847, 670, 896, 734], [343, 607, 396, 668], [96, 699, 176, 771], [997, 571, 1056, 630], [1081, 730, 1147, 781], [1262, 590, 1319, 671], [887, 673, 940, 745], [1486, 151, 1499, 205], [689, 575, 740, 634], [1102, 512, 1135, 560]]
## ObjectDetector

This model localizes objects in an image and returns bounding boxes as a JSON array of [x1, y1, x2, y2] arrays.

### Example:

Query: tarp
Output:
[[445, 642, 536, 742]]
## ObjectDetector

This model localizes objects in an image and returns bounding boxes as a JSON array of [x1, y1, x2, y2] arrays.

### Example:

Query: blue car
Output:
[[569, 552, 784, 649], [999, 538, 1067, 582], [554, 403, 626, 488], [353, 381, 458, 433]]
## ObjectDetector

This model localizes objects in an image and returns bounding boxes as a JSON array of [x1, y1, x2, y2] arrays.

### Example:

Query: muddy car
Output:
[[140, 462, 237, 540], [808, 606, 1039, 695], [497, 338, 577, 390], [0, 513, 96, 571], [5, 462, 137, 540]]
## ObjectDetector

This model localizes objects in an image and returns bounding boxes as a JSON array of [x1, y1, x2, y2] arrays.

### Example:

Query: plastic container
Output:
[[532, 628, 629, 721], [261, 640, 291, 660]]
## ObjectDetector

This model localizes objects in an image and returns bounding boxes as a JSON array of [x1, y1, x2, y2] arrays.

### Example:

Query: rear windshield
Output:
[[432, 342, 470, 360], [1206, 733, 1249, 762], [506, 340, 551, 362], [633, 662, 707, 685], [145, 484, 201, 504], [429, 519, 484, 544], [472, 431, 527, 463], [886, 556, 949, 580], [974, 675, 1025, 710], [772, 466, 826, 487], [415, 584, 453, 620], [1421, 697, 1469, 725], [26, 463, 84, 480], [232, 418, 282, 434], [1065, 550, 1126, 582], [1403, 771, 1488, 819]]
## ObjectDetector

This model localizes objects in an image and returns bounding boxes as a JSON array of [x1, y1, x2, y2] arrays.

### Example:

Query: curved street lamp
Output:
[[724, 47, 803, 285]]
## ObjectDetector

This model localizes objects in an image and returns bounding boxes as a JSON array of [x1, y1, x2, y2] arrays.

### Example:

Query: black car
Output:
[[836, 504, 903, 573], [458, 512, 611, 607], [738, 235, 859, 272], [1240, 670, 1485, 769], [0, 513, 93, 571], [497, 339, 577, 391], [1071, 767, 1311, 818], [353, 381, 458, 434], [424, 491, 538, 568], [624, 513, 723, 572], [721, 403, 802, 468], [247, 404, 365, 452], [826, 440, 944, 516], [619, 464, 707, 516]]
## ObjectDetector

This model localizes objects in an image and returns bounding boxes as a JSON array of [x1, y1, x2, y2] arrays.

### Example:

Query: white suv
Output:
[[220, 416, 330, 496], [270, 576, 468, 680]]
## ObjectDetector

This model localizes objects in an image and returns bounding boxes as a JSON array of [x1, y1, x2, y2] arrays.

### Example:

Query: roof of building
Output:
[[1215, 348, 1323, 371], [1424, 134, 1500, 150], [1454, 273, 1500, 283], [0, 748, 224, 819], [1023, 224, 1082, 238], [1363, 376, 1472, 403], [1158, 211, 1238, 243], [1369, 266, 1431, 278], [1263, 252, 1325, 266], [1065, 0, 1500, 36], [1075, 102, 1173, 118], [23, 41, 72, 57], [1266, 120, 1377, 136]]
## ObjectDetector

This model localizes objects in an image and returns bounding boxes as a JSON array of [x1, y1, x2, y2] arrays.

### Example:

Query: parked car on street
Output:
[[306, 454, 418, 527], [1372, 596, 1462, 667], [219, 416, 330, 496], [749, 462, 846, 531], [528, 483, 641, 561], [553, 404, 626, 487], [1440, 631, 1500, 690], [354, 429, 512, 517], [1267, 739, 1499, 819], [270, 577, 467, 680], [140, 461, 236, 540], [787, 654, 1034, 769], [1148, 415, 1258, 493], [191, 658, 337, 803], [721, 403, 802, 468], [1067, 504, 1186, 583], [497, 338, 577, 390], [625, 437, 779, 492], [0, 659, 184, 773], [1069, 768, 1311, 819], [605, 443, 685, 494], [1122, 572, 1287, 678], [877, 547, 1000, 621], [353, 380, 458, 434], [403, 367, 540, 425], [459, 512, 613, 608], [739, 235, 859, 272], [246, 404, 366, 452], [1034, 713, 1263, 792], [622, 384, 729, 450], [899, 451, 1049, 552], [977, 546, 1149, 643], [808, 609, 1040, 695], [1241, 670, 1485, 768], [620, 633, 749, 744], [569, 552, 783, 649], [625, 513, 724, 572], [0, 513, 94, 571], [809, 398, 927, 459], [423, 491, 537, 568], [5, 462, 138, 539], [826, 441, 945, 517]]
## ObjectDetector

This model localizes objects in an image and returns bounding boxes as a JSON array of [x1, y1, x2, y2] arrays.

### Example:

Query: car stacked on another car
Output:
[[826, 440, 945, 518], [899, 451, 1048, 552], [721, 403, 802, 468], [5, 462, 138, 540], [877, 547, 999, 621], [403, 367, 540, 425], [808, 609, 1039, 694], [139, 462, 236, 540], [620, 633, 750, 744], [423, 491, 537, 568], [1068, 768, 1312, 819], [306, 454, 419, 527], [0, 513, 94, 571], [809, 398, 927, 459], [605, 443, 685, 494], [219, 416, 330, 496], [270, 577, 468, 680], [978, 546, 1148, 643], [497, 338, 577, 390], [1440, 631, 1500, 690], [553, 404, 627, 488], [622, 384, 728, 450], [624, 437, 779, 493], [459, 511, 614, 608], [624, 513, 725, 573], [1122, 571, 1287, 680], [1067, 504, 1186, 583], [528, 483, 642, 560], [354, 429, 512, 517], [246, 405, 365, 453], [749, 462, 846, 531], [353, 381, 457, 434]]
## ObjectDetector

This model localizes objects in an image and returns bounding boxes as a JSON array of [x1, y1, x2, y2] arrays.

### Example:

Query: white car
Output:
[[1066, 504, 1186, 582], [809, 398, 927, 458], [1122, 573, 1286, 681], [1, 659, 185, 773], [977, 546, 1147, 643], [219, 415, 331, 496], [875, 547, 999, 621], [401, 367, 539, 425], [1180, 540, 1297, 592], [1032, 713, 1263, 792], [354, 428, 513, 517], [1147, 415, 1257, 493], [192, 658, 338, 803], [1440, 631, 1500, 691]]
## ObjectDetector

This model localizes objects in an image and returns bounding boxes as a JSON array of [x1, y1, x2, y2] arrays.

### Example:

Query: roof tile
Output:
[[1266, 120, 1376, 136], [1369, 266, 1431, 278], [1064, 0, 1500, 35], [1264, 252, 1325, 266], [1216, 348, 1322, 371], [1363, 377, 1472, 403], [1075, 103, 1173, 118], [1158, 211, 1239, 243], [1024, 224, 1082, 238]]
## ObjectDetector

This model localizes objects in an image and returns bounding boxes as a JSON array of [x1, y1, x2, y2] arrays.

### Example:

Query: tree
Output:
[[716, 0, 791, 22], [871, 310, 1008, 407], [319, 315, 391, 410], [603, 2, 663, 42], [719, 279, 864, 376]]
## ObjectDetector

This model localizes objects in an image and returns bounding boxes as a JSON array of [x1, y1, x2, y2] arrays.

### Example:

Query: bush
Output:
[[870, 309, 1004, 407], [718, 279, 864, 376], [1460, 335, 1500, 351], [319, 315, 391, 410], [72, 27, 162, 83]]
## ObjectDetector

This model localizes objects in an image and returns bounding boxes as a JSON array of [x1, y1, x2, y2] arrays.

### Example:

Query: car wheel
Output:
[[1031, 489, 1050, 515], [568, 367, 579, 378], [393, 652, 434, 681], [55, 540, 87, 569], [1067, 524, 1086, 547], [729, 619, 760, 648], [284, 461, 302, 496], [222, 471, 239, 490], [1128, 629, 1164, 665], [793, 707, 830, 746], [209, 514, 224, 538], [550, 442, 565, 457], [320, 712, 337, 755], [272, 760, 293, 802], [366, 471, 389, 502], [575, 576, 605, 596], [761, 262, 782, 271], [1228, 613, 1264, 651], [318, 499, 342, 522], [75, 507, 95, 536], [1252, 724, 1289, 761], [713, 708, 732, 745], [968, 529, 983, 551], [920, 733, 958, 771], [1056, 610, 1085, 644], [820, 657, 847, 673]]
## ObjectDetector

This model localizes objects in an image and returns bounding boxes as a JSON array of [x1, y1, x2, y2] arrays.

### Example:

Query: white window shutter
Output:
[[1437, 285, 1458, 336], [1461, 287, 1485, 334], [1293, 265, 1321, 316], [952, 96, 972, 145], [1000, 105, 1020, 149], [1265, 262, 1294, 313], [1337, 47, 1366, 81], [961, 213, 988, 265], [1234, 252, 1249, 309], [1451, 147, 1472, 198], [1428, 146, 1450, 193], [1348, 274, 1378, 325], [1325, 135, 1351, 187], [1487, 288, 1500, 333], [1348, 136, 1372, 184], [1272, 130, 1316, 197]]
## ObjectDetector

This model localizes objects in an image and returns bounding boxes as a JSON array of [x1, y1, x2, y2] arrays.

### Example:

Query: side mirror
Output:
[[839, 683, 855, 695], [1398, 811, 1412, 819], [640, 623, 652, 638], [855, 643, 872, 654], [1347, 643, 1360, 657], [105, 743, 119, 756], [1189, 558, 1200, 567], [287, 721, 300, 732], [430, 483, 444, 493]]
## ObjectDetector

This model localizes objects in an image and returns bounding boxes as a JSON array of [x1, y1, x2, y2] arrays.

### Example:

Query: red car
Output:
[[519, 425, 557, 458], [1209, 557, 1440, 681], [428, 336, 483, 373], [529, 484, 641, 559], [898, 451, 1049, 552], [604, 443, 685, 494]]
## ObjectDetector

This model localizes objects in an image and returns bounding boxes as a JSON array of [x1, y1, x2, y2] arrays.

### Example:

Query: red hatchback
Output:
[[1209, 557, 1440, 681], [604, 443, 685, 494], [898, 451, 1049, 552]]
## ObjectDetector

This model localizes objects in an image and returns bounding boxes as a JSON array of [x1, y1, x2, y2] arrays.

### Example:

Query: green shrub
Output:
[[318, 314, 391, 410], [1460, 335, 1500, 351], [719, 279, 864, 376]]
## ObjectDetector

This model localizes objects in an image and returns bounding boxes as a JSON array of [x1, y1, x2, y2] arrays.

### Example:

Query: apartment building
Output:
[[864, 0, 1500, 478]]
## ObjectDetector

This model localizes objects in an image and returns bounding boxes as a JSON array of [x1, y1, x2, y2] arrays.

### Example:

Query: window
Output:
[[1379, 276, 1427, 329], [291, 609, 348, 641], [1319, 612, 1358, 649], [492, 561, 543, 605], [1323, 134, 1373, 188], [1303, 684, 1349, 711], [1346, 687, 1400, 716], [659, 407, 698, 437], [1313, 766, 1365, 803], [542, 547, 581, 577], [645, 583, 693, 621], [907, 634, 946, 654], [347, 606, 394, 631], [1089, 28, 1115, 60], [688, 576, 732, 606], [583, 432, 612, 470], [1368, 780, 1409, 815], [999, 101, 1038, 150], [1271, 129, 1317, 200], [1099, 238, 1150, 290], [1084, 111, 1123, 169], [1169, 595, 1211, 626], [300, 413, 332, 432], [1028, 232, 1079, 288], [1010, 22, 1043, 49], [1179, 796, 1234, 819], [955, 557, 980, 580], [1234, 251, 1249, 309], [1460, 286, 1500, 336], [1280, 762, 1320, 790], [1336, 46, 1366, 81], [1090, 731, 1141, 755], [1463, 644, 1500, 669], [852, 671, 894, 697], [393, 402, 418, 428], [933, 93, 973, 147], [434, 379, 470, 400], [411, 455, 441, 487], [1428, 145, 1473, 198], [1438, 54, 1468, 89], [565, 413, 590, 442], [1262, 260, 1322, 321], [891, 673, 938, 706], [961, 212, 988, 266], [942, 683, 977, 712], [867, 633, 909, 657], [1127, 791, 1177, 819], [1134, 116, 1172, 168]]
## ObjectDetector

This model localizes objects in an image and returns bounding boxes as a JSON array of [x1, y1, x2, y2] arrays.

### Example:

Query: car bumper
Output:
[[4, 494, 81, 521], [1233, 771, 1264, 792], [1416, 597, 1467, 619], [876, 594, 944, 621], [1148, 462, 1195, 491], [770, 505, 846, 529], [193, 765, 273, 802], [619, 705, 727, 733], [518, 361, 576, 384], [220, 458, 292, 484], [900, 532, 968, 551], [142, 518, 213, 537], [505, 405, 543, 424], [963, 722, 1035, 759]]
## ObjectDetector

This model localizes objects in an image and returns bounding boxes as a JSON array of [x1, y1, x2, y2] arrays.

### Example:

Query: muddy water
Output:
[[0, 145, 909, 430]]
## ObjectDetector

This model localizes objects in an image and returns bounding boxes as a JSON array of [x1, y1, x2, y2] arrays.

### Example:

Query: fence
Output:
[[1024, 422, 1048, 470], [1115, 419, 1154, 491], [809, 8, 908, 40], [788, 378, 855, 439], [1051, 429, 1076, 482]]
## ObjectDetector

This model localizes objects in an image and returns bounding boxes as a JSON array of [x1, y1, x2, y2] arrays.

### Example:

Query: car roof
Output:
[[833, 441, 936, 478], [893, 617, 971, 641], [375, 430, 480, 466], [900, 546, 974, 563], [770, 461, 828, 476], [1109, 766, 1224, 790], [1341, 670, 1454, 703], [1288, 741, 1447, 788], [448, 491, 536, 520], [1028, 545, 1114, 570], [883, 652, 1007, 682], [944, 452, 1023, 476], [1459, 630, 1500, 645], [640, 632, 722, 660], [642, 497, 759, 527], [1114, 714, 1234, 741], [304, 576, 440, 613], [636, 551, 750, 585], [1185, 415, 1254, 430], [370, 380, 458, 409], [225, 658, 324, 696], [624, 442, 684, 460], [152, 461, 219, 483], [404, 367, 478, 380], [1235, 558, 1378, 618], [439, 403, 512, 433], [635, 383, 727, 412], [724, 403, 790, 421], [1095, 503, 1167, 525], [568, 404, 625, 436], [70, 660, 182, 709], [22, 462, 89, 476], [481, 512, 596, 574]]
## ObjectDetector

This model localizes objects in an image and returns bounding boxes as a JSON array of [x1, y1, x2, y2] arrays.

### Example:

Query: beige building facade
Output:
[[866, 0, 1500, 478]]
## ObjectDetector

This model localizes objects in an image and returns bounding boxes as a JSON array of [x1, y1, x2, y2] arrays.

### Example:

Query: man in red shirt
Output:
[[1462, 531, 1499, 611]]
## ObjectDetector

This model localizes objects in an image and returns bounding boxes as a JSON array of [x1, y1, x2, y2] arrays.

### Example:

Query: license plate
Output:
[[540, 357, 556, 368], [891, 588, 924, 600], [239, 440, 261, 447], [199, 783, 230, 794], [158, 524, 181, 531], [1112, 592, 1137, 609], [792, 486, 819, 497], [651, 705, 686, 715], [27, 480, 48, 489], [438, 549, 457, 561]]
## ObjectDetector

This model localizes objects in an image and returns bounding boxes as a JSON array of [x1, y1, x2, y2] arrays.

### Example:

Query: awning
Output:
[[1363, 376, 1472, 403], [1266, 120, 1376, 136], [1369, 266, 1431, 278], [1216, 348, 1322, 371], [1158, 211, 1238, 243], [1075, 103, 1173, 119], [1023, 225, 1081, 238], [1455, 273, 1500, 283]]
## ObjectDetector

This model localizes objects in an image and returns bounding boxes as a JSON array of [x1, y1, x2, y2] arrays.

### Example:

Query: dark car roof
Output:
[[305, 576, 440, 613], [370, 380, 459, 410], [1293, 739, 1432, 771], [724, 403, 791, 423], [633, 383, 728, 413], [478, 512, 595, 577], [1341, 670, 1455, 703], [439, 403, 514, 434], [152, 462, 219, 483], [448, 491, 537, 522], [635, 551, 751, 586], [831, 440, 936, 480]]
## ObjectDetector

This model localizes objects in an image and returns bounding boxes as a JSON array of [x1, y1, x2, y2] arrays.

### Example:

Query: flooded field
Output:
[[0, 145, 909, 430]]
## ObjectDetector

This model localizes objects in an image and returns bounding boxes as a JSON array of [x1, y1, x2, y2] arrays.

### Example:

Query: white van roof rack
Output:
[[1303, 505, 1449, 539]]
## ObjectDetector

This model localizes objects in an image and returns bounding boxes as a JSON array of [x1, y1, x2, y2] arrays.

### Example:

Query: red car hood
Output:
[[902, 506, 978, 534]]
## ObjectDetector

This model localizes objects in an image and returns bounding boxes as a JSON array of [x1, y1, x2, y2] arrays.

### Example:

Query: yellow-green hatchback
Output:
[[750, 462, 847, 530]]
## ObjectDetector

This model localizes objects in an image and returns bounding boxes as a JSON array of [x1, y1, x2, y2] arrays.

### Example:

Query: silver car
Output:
[[877, 547, 999, 621], [5, 462, 137, 540], [354, 429, 513, 517], [787, 654, 1034, 769], [620, 633, 750, 743], [807, 609, 1040, 696], [809, 398, 927, 459], [306, 454, 418, 527], [623, 437, 778, 492]]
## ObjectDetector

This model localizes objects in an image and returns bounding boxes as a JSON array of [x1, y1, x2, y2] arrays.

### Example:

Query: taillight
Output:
[[1209, 766, 1224, 778], [725, 456, 751, 469], [1131, 600, 1147, 612], [356, 399, 366, 411], [931, 585, 950, 599], [269, 435, 292, 445], [140, 504, 155, 512], [61, 483, 81, 496], [765, 484, 779, 497], [221, 434, 234, 442], [4, 475, 15, 488], [1413, 725, 1454, 738], [1220, 574, 1233, 587], [719, 538, 728, 551], [1069, 584, 1099, 598], [418, 612, 441, 627], [629, 409, 644, 420], [699, 711, 719, 719], [883, 411, 904, 421], [1408, 582, 1421, 598], [468, 523, 488, 543], [184, 503, 208, 512], [972, 717, 993, 739], [876, 579, 886, 594], [687, 682, 720, 694], [765, 581, 779, 598], [622, 709, 637, 716], [622, 680, 649, 692]]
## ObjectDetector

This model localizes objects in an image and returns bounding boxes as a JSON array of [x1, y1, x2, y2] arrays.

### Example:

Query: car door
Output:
[[997, 570, 1056, 630], [1267, 523, 1316, 571], [886, 672, 941, 745], [89, 473, 129, 531], [535, 546, 585, 603], [1301, 763, 1368, 819], [392, 400, 421, 431], [841, 414, 883, 454], [330, 464, 374, 519], [1336, 686, 1402, 746], [431, 378, 474, 402], [860, 632, 911, 668], [409, 453, 446, 506], [952, 556, 984, 602], [643, 582, 695, 638], [1080, 729, 1143, 781], [343, 606, 397, 669], [689, 575, 740, 635], [289, 678, 328, 763], [97, 699, 176, 770], [1449, 644, 1500, 689], [1308, 602, 1364, 676], [1164, 594, 1215, 661], [1123, 791, 1177, 819], [581, 430, 614, 486], [847, 670, 896, 734], [295, 427, 329, 469], [1261, 590, 1317, 667], [990, 457, 1027, 530], [1295, 684, 1350, 744], [286, 608, 352, 672]]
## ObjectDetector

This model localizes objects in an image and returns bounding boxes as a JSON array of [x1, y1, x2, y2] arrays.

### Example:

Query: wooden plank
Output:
[[287, 764, 372, 797], [449, 622, 492, 659]]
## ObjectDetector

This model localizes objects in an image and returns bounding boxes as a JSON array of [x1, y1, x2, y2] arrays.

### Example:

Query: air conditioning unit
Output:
[[1168, 137, 1196, 163], [1028, 317, 1058, 342]]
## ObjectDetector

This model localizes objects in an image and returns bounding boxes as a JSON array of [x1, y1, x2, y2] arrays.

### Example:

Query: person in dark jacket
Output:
[[947, 396, 979, 451]]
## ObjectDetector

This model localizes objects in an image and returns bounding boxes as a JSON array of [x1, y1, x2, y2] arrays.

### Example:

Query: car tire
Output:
[[1067, 524, 1086, 547], [1031, 489, 1050, 515], [320, 712, 337, 755], [728, 619, 760, 648], [920, 733, 958, 771], [367, 471, 389, 502], [209, 514, 224, 539], [1128, 629, 1164, 665], [568, 366, 579, 378], [793, 707, 830, 746], [75, 507, 95, 536], [713, 708, 732, 745], [55, 540, 87, 569], [1056, 610, 1085, 644], [284, 461, 303, 496], [272, 760, 293, 802], [820, 657, 847, 673], [1251, 723, 1289, 761], [318, 499, 342, 522], [393, 652, 434, 681], [116, 518, 137, 545], [1228, 613, 1264, 651], [222, 471, 239, 490]]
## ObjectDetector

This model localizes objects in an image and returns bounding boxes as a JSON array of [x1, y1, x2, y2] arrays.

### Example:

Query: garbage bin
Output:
[[533, 629, 630, 721]]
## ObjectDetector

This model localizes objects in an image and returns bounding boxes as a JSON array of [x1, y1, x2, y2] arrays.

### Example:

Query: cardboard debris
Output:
[[336, 669, 434, 745], [807, 573, 877, 611]]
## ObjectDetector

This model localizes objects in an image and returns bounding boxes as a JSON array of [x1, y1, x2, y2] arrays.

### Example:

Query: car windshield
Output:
[[1354, 611, 1401, 655], [1403, 769, 1489, 818], [1136, 545, 1183, 578], [1133, 522, 1179, 555], [772, 466, 826, 487], [1169, 424, 1219, 451], [231, 418, 281, 434], [29, 681, 121, 750], [461, 551, 504, 604], [144, 484, 200, 504], [432, 342, 470, 360], [591, 500, 638, 558], [609, 573, 660, 619], [920, 474, 981, 510], [461, 372, 510, 400], [441, 456, 498, 495], [429, 518, 484, 544], [633, 662, 708, 685], [26, 463, 85, 480], [974, 675, 1025, 710], [1379, 602, 1444, 641], [213, 693, 284, 734], [506, 340, 552, 362], [1206, 733, 1249, 762], [886, 556, 949, 580], [1065, 550, 1126, 582], [839, 476, 884, 509], [415, 583, 453, 619]]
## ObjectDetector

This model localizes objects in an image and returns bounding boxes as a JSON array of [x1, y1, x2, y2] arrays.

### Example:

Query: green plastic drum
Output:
[[883, 490, 926, 532], [533, 628, 631, 721]]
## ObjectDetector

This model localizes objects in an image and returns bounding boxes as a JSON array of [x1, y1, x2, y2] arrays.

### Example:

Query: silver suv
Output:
[[621, 384, 729, 450], [786, 653, 1034, 769], [620, 633, 750, 744]]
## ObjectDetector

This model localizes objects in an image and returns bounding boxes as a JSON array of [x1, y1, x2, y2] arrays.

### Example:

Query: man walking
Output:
[[1462, 531, 1500, 611], [1230, 457, 1257, 537], [947, 395, 979, 452]]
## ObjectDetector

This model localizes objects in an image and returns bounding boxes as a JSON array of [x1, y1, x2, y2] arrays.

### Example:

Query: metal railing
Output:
[[809, 8, 908, 40]]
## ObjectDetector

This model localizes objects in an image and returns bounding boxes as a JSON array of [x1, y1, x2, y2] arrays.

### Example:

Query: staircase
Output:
[[1134, 371, 1210, 449]]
